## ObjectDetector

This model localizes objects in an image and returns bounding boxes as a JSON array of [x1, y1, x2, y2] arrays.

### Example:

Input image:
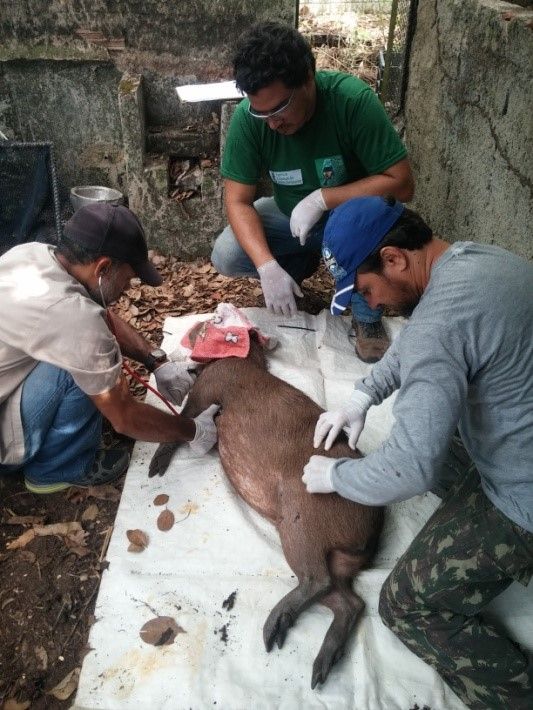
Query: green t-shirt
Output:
[[221, 70, 408, 216]]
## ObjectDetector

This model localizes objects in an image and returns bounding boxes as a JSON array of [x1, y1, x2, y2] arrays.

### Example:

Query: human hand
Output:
[[257, 259, 303, 317], [290, 189, 327, 246], [190, 404, 220, 455], [313, 390, 372, 451], [154, 359, 198, 405], [302, 455, 336, 494]]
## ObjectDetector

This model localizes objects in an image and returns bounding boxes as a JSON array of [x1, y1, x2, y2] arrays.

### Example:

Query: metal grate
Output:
[[0, 141, 63, 256], [377, 0, 418, 116]]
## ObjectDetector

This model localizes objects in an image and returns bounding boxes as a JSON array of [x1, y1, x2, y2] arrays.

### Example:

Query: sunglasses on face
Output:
[[247, 89, 296, 120]]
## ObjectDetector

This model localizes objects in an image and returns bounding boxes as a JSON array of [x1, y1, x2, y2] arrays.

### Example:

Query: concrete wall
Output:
[[3, 60, 124, 191], [405, 0, 533, 259], [1, 0, 294, 56], [0, 0, 296, 255]]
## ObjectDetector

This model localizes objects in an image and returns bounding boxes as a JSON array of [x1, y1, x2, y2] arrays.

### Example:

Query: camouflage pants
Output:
[[379, 442, 533, 709]]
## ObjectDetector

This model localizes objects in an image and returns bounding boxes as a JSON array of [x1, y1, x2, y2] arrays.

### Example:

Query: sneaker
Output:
[[24, 447, 130, 494], [351, 319, 391, 364]]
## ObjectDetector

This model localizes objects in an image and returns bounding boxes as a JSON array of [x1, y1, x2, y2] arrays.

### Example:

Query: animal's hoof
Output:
[[148, 459, 164, 477], [263, 611, 293, 652], [311, 646, 344, 689], [148, 445, 175, 477]]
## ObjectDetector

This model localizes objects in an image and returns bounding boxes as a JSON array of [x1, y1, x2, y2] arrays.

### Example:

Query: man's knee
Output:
[[211, 231, 231, 275], [379, 565, 420, 637], [211, 226, 241, 276], [22, 362, 98, 424], [211, 226, 256, 278]]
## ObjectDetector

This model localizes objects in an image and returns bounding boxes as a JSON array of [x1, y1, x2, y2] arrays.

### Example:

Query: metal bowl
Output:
[[70, 185, 124, 211]]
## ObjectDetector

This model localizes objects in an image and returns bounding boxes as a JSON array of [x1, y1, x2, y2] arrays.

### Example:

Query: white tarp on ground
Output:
[[74, 308, 533, 710]]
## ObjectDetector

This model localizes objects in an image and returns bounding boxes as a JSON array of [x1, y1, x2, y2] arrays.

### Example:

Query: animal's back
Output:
[[208, 358, 383, 578]]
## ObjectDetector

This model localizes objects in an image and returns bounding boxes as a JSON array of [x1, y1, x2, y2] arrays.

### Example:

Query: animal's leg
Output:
[[264, 477, 333, 651], [263, 576, 332, 652], [148, 368, 221, 477], [180, 374, 220, 419], [181, 393, 213, 419], [311, 586, 365, 689]]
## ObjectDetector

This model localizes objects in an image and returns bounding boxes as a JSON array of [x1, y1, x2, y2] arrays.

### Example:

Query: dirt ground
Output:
[[0, 257, 333, 709]]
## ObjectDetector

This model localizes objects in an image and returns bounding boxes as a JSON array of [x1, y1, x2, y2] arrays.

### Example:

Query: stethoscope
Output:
[[98, 274, 180, 416]]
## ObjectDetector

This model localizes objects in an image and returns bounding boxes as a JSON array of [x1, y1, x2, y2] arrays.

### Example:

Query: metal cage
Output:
[[0, 141, 63, 256]]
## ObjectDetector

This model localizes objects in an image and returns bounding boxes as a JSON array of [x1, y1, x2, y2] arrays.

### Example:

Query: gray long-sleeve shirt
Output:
[[331, 242, 533, 533]]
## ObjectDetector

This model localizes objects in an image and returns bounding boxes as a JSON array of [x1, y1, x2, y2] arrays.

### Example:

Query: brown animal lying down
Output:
[[149, 334, 384, 689]]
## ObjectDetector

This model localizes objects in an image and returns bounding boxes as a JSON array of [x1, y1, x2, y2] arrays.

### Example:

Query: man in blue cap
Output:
[[303, 195, 533, 708]]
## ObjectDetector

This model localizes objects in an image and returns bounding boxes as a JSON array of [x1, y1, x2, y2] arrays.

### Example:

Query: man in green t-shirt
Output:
[[212, 22, 414, 363]]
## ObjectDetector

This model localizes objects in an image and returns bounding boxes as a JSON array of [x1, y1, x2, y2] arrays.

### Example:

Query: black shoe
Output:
[[351, 319, 391, 364], [24, 447, 130, 494]]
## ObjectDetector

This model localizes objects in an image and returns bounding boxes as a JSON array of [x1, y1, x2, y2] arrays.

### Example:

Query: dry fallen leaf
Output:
[[18, 550, 36, 564], [34, 645, 48, 671], [139, 616, 185, 646], [153, 494, 169, 506], [6, 522, 88, 557], [66, 484, 121, 503], [157, 509, 175, 531], [64, 527, 91, 557], [84, 485, 122, 501], [81, 503, 99, 522], [126, 529, 149, 549], [3, 699, 31, 710], [6, 515, 46, 526], [47, 667, 80, 700], [127, 543, 145, 553]]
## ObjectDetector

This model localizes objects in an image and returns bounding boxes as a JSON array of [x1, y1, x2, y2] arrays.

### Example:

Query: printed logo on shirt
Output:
[[315, 155, 347, 187], [322, 247, 347, 280], [269, 169, 303, 186]]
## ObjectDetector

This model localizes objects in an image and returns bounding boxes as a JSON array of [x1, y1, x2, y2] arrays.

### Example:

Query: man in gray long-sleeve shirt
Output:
[[303, 196, 533, 709]]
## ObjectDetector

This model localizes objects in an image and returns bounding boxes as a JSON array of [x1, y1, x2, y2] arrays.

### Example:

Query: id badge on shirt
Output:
[[269, 169, 304, 186]]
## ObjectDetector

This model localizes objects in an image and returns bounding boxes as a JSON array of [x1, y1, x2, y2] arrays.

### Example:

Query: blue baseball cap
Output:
[[322, 196, 405, 315]]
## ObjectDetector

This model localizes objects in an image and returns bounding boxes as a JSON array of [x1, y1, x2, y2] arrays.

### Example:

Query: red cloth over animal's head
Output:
[[180, 303, 277, 363]]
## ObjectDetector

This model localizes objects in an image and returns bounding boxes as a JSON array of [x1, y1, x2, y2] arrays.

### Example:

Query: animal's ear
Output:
[[248, 330, 268, 369]]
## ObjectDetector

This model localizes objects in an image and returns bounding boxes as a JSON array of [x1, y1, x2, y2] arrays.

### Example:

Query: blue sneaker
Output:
[[24, 447, 130, 494]]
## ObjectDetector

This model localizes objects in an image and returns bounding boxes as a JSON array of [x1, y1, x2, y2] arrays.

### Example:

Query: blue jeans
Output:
[[211, 197, 382, 323], [0, 362, 102, 485]]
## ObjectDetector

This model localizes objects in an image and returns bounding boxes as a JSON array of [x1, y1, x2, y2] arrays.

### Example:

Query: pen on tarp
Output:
[[277, 325, 316, 332]]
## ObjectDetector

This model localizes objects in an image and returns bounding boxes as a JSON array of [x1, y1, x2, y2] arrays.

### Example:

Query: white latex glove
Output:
[[189, 404, 220, 455], [257, 259, 303, 317], [302, 455, 336, 494], [290, 189, 327, 246], [154, 360, 198, 405], [313, 390, 373, 451]]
